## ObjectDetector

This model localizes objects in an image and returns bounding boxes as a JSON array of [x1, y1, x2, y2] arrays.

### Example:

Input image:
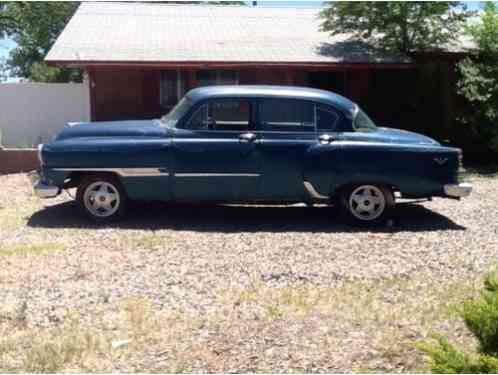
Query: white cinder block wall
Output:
[[0, 82, 90, 147]]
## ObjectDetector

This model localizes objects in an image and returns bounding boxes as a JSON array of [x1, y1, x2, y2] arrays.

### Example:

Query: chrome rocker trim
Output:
[[175, 173, 260, 177], [444, 182, 472, 198], [303, 181, 329, 200], [29, 171, 60, 199], [53, 168, 168, 177]]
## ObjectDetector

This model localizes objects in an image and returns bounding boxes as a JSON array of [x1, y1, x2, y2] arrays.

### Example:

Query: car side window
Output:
[[186, 104, 209, 130], [259, 99, 315, 132], [185, 100, 251, 131], [316, 106, 340, 131]]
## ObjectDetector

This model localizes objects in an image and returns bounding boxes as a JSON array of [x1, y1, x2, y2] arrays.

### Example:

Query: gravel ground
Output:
[[0, 172, 497, 372]]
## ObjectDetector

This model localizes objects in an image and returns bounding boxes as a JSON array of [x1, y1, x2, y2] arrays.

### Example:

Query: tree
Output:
[[457, 2, 498, 154], [319, 2, 469, 53], [1, 2, 81, 82]]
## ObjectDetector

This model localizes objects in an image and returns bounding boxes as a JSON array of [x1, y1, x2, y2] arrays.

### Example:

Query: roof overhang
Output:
[[46, 60, 417, 70]]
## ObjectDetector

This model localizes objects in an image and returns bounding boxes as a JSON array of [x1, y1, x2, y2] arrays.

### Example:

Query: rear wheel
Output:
[[76, 174, 127, 223], [340, 184, 394, 225]]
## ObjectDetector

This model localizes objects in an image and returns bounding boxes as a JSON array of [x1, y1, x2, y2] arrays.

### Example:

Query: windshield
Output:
[[160, 97, 193, 128], [353, 108, 377, 132]]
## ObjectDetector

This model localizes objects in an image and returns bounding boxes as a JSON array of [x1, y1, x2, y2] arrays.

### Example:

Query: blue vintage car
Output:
[[31, 85, 472, 225]]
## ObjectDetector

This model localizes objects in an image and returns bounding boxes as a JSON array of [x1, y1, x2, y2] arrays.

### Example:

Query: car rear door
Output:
[[302, 104, 344, 200], [254, 98, 317, 201], [171, 98, 261, 202]]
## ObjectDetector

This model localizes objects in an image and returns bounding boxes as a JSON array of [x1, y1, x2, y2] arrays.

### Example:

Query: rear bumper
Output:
[[29, 170, 60, 199], [444, 182, 472, 198]]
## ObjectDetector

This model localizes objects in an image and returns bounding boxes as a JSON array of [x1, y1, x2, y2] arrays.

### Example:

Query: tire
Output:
[[76, 174, 127, 223], [339, 184, 394, 226]]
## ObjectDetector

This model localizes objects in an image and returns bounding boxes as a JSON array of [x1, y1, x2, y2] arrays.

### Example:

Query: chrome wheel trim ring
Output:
[[83, 181, 120, 218], [348, 185, 386, 221]]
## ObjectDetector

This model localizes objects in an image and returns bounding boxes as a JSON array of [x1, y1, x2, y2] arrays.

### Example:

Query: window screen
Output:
[[186, 100, 250, 131], [160, 71, 187, 108], [197, 70, 238, 87], [259, 99, 315, 132]]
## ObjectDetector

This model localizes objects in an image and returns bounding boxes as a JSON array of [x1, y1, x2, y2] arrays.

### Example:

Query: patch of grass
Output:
[[0, 243, 64, 257], [25, 316, 106, 373]]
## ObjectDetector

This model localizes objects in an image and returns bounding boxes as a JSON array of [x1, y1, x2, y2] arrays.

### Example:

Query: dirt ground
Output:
[[0, 172, 497, 372]]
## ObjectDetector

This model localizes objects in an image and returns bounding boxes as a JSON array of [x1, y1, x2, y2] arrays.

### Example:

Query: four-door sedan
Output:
[[31, 85, 472, 225]]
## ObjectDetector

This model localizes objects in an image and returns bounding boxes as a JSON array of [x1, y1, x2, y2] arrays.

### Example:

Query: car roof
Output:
[[186, 85, 357, 116]]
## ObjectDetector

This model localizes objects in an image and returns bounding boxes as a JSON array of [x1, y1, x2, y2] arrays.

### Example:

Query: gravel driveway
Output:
[[0, 172, 497, 372]]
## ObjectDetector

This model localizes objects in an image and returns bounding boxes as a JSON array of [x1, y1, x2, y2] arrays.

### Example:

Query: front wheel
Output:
[[339, 184, 394, 226], [76, 174, 127, 223]]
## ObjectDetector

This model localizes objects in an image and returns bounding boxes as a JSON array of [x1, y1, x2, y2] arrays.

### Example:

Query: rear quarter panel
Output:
[[334, 142, 460, 197]]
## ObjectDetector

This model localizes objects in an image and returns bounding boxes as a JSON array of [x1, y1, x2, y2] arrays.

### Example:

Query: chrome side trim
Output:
[[52, 168, 168, 177], [303, 181, 329, 200], [175, 173, 260, 177]]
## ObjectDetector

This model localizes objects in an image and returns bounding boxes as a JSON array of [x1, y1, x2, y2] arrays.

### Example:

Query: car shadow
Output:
[[27, 201, 466, 233]]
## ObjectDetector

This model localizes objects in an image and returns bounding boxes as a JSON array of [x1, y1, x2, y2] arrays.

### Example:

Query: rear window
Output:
[[353, 109, 377, 132]]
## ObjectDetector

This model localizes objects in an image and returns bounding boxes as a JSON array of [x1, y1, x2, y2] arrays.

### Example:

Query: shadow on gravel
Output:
[[27, 201, 466, 233]]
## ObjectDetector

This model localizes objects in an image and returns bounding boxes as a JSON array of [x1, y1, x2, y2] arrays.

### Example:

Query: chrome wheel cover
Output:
[[83, 181, 120, 218], [348, 185, 386, 221]]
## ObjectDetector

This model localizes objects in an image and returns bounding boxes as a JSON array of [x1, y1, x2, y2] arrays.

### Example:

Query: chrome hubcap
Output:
[[349, 185, 386, 221], [83, 181, 120, 217]]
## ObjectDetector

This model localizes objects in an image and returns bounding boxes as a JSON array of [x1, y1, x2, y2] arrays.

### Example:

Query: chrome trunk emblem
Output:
[[434, 157, 448, 165]]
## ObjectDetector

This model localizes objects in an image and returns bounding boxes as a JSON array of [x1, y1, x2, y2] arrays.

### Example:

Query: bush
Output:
[[419, 273, 498, 373], [456, 3, 498, 157]]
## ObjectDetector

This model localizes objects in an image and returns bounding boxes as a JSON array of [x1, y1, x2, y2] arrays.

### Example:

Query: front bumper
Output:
[[29, 170, 60, 199], [444, 182, 472, 198]]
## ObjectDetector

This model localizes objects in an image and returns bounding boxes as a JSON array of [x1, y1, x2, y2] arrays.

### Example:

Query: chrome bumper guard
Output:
[[28, 170, 60, 199], [444, 182, 472, 198]]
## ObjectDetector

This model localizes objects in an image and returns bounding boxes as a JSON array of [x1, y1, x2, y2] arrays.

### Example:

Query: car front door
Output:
[[171, 98, 261, 202]]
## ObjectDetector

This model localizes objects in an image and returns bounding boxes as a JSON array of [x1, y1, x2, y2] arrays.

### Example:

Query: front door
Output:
[[171, 98, 260, 202]]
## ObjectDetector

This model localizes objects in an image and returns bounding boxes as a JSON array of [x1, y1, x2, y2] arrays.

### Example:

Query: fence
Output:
[[0, 82, 90, 148]]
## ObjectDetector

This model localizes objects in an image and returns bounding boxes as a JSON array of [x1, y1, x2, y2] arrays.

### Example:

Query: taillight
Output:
[[458, 149, 465, 173]]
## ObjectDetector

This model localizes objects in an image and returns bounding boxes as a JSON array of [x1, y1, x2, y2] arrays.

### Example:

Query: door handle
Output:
[[318, 134, 335, 144], [239, 132, 257, 142]]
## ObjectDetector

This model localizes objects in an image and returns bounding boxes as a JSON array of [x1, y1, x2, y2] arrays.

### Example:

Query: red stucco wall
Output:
[[0, 148, 40, 175]]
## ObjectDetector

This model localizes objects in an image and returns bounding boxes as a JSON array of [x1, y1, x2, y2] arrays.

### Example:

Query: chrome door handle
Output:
[[239, 132, 257, 142], [318, 134, 334, 144]]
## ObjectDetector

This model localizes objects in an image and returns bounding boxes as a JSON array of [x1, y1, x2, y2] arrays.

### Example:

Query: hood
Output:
[[55, 120, 167, 141], [375, 127, 440, 145]]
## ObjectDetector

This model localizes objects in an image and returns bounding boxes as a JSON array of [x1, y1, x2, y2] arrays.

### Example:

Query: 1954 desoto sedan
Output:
[[31, 85, 472, 225]]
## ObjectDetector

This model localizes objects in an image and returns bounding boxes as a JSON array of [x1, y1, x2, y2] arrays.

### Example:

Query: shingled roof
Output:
[[45, 2, 471, 66]]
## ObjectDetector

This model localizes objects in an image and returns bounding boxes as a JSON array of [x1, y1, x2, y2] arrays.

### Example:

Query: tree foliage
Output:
[[319, 1, 469, 53], [419, 272, 498, 373], [0, 2, 81, 82], [457, 3, 498, 153]]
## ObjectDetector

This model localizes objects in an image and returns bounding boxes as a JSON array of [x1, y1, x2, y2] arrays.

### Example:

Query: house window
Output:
[[160, 71, 187, 108], [196, 70, 238, 87]]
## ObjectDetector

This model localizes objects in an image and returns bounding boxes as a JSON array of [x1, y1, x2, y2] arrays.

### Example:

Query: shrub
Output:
[[419, 273, 498, 373], [456, 3, 498, 157]]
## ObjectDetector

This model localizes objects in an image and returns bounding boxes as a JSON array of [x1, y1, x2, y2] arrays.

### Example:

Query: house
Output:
[[45, 2, 471, 136]]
